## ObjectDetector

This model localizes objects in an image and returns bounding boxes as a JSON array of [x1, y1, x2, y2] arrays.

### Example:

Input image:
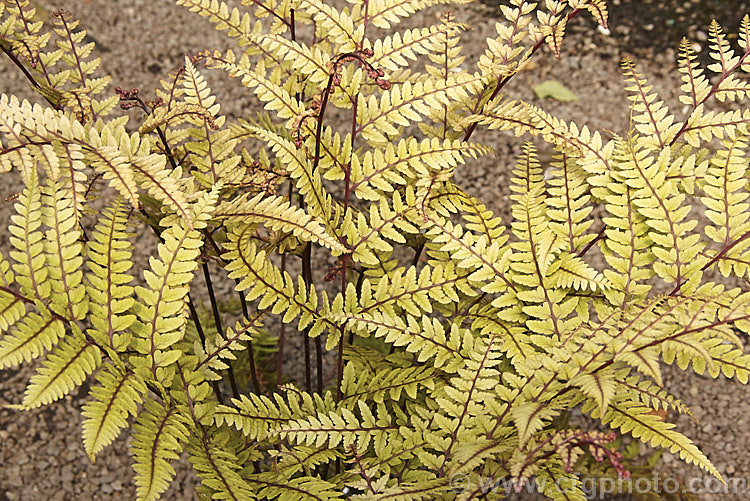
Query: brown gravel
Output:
[[2, 0, 750, 499]]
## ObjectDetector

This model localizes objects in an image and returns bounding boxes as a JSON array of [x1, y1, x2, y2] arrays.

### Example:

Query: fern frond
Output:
[[424, 215, 514, 297], [1, 96, 191, 221], [331, 299, 466, 371], [551, 253, 610, 292], [614, 141, 705, 292], [349, 138, 491, 201], [194, 318, 257, 381], [260, 35, 331, 86], [206, 49, 303, 123], [437, 335, 502, 471], [352, 262, 467, 318], [41, 178, 86, 320], [622, 58, 679, 150], [246, 471, 343, 500], [217, 191, 346, 252], [131, 400, 190, 501], [535, 470, 587, 501], [678, 39, 711, 107], [545, 152, 595, 253], [139, 102, 217, 135], [362, 0, 462, 30], [82, 364, 147, 461], [595, 399, 720, 479], [8, 169, 49, 302], [246, 124, 332, 221], [299, 0, 361, 52], [701, 137, 750, 277], [224, 233, 334, 337], [341, 363, 437, 404], [342, 194, 419, 267], [130, 193, 217, 383], [616, 374, 693, 416], [705, 20, 750, 103], [188, 428, 255, 500], [84, 143, 141, 208], [419, 12, 470, 139], [699, 338, 750, 383], [0, 309, 65, 369], [538, 5, 567, 57], [57, 142, 88, 221], [679, 107, 750, 147], [176, 0, 256, 45], [0, 260, 26, 333], [50, 10, 112, 121], [509, 400, 566, 445], [274, 445, 343, 477], [20, 324, 101, 409], [477, 2, 535, 79], [600, 184, 655, 307], [178, 57, 241, 186], [374, 23, 461, 73], [85, 196, 136, 351], [356, 74, 484, 145], [465, 303, 535, 363], [277, 400, 398, 453], [0, 0, 53, 82], [463, 98, 537, 148], [214, 392, 296, 441], [444, 183, 506, 244], [506, 145, 583, 337], [569, 366, 619, 417], [351, 478, 449, 500], [121, 150, 193, 227]]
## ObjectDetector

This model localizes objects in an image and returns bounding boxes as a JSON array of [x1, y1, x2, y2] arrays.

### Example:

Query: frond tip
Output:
[[82, 364, 146, 461], [131, 401, 189, 501]]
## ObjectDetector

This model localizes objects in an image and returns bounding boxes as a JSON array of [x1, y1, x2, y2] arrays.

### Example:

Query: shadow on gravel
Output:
[[607, 0, 749, 53], [481, 0, 749, 58]]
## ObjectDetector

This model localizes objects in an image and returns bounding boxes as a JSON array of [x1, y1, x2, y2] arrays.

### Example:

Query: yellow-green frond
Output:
[[188, 428, 255, 499], [0, 309, 65, 369], [82, 364, 147, 461], [130, 215, 207, 383], [595, 399, 721, 479], [131, 400, 190, 501], [85, 196, 136, 351], [21, 325, 101, 409], [41, 178, 86, 320], [621, 58, 680, 150], [217, 191, 346, 252]]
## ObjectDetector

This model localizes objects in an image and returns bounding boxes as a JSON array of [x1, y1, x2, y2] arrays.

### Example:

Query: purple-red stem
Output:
[[309, 51, 376, 401]]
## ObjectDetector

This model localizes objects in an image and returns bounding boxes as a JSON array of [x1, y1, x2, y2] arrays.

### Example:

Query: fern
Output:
[[5, 1, 750, 500]]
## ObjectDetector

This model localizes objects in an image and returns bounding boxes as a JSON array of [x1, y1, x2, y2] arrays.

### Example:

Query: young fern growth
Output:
[[4, 0, 750, 499]]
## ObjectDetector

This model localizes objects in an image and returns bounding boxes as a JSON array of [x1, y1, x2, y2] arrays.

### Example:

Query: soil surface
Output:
[[1, 0, 750, 499]]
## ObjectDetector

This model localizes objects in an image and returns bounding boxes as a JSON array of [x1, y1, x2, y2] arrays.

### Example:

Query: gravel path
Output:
[[1, 0, 749, 499]]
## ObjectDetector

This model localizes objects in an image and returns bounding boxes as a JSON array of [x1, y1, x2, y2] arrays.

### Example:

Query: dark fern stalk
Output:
[[201, 261, 240, 399], [202, 229, 261, 395]]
